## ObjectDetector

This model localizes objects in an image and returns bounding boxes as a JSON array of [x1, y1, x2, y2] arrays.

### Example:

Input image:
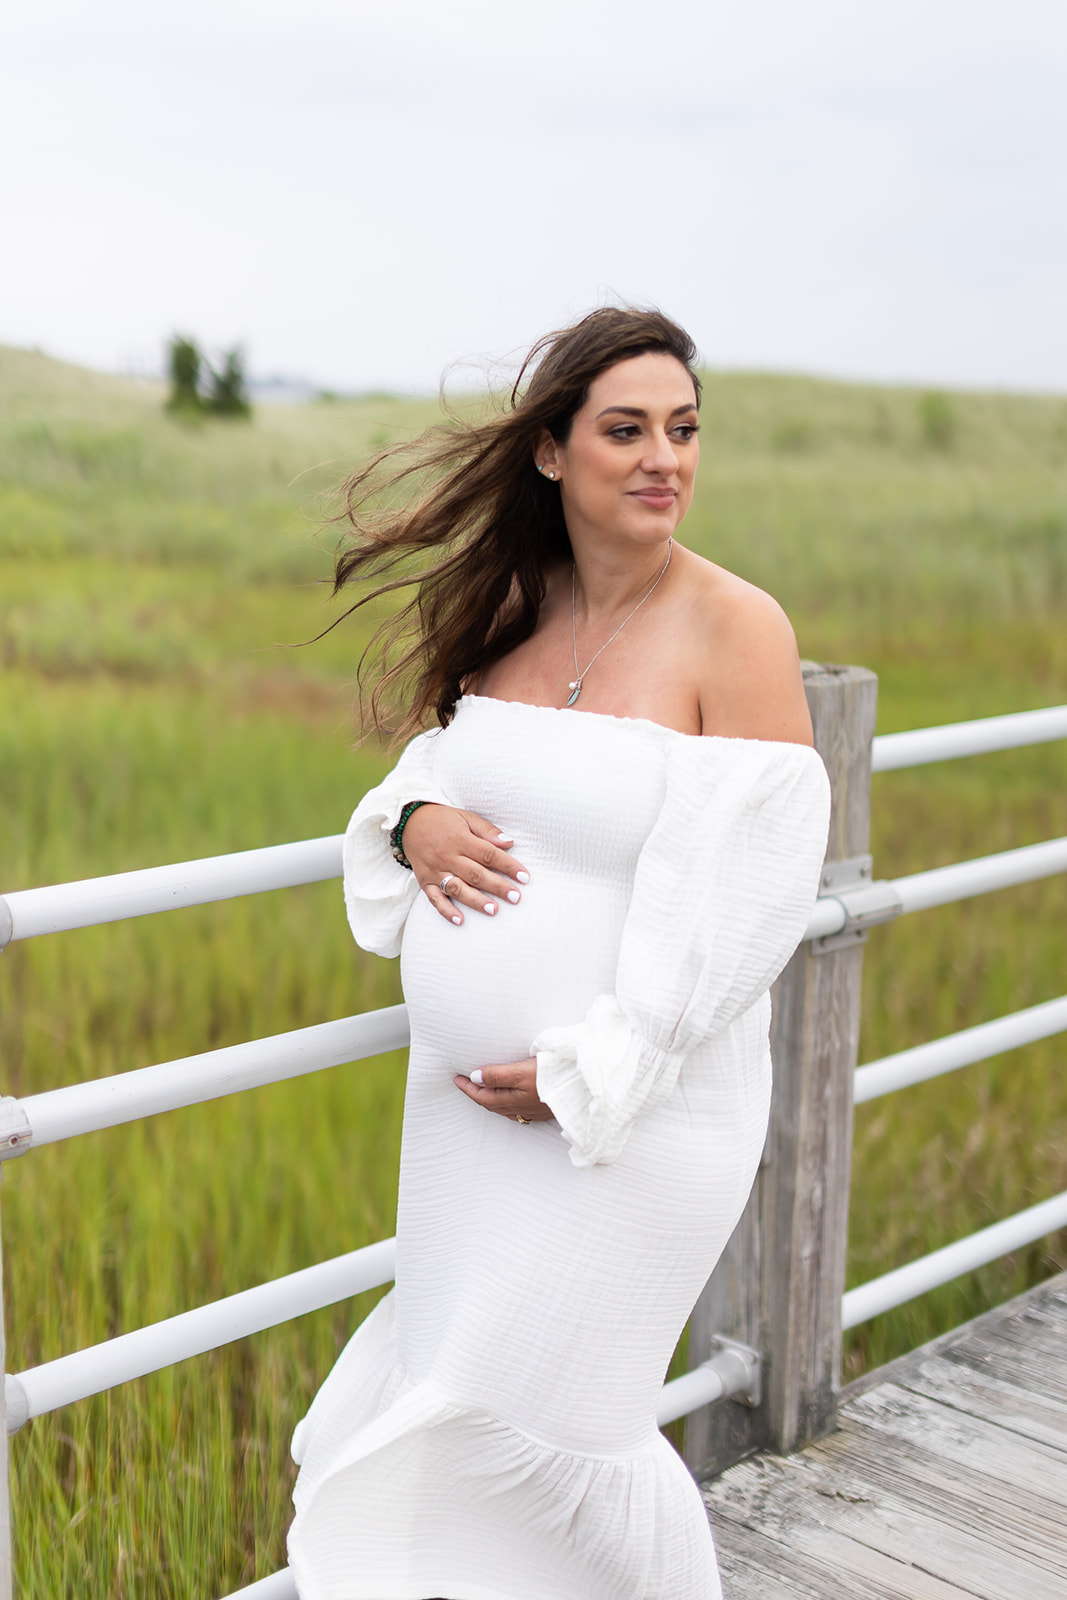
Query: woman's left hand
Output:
[[453, 1059, 555, 1123]]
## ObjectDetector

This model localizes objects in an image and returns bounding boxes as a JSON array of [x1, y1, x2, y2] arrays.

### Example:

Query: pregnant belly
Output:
[[400, 874, 628, 1073]]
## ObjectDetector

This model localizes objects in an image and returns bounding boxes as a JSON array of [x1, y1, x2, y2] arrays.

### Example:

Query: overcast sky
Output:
[[4, 1, 1066, 393]]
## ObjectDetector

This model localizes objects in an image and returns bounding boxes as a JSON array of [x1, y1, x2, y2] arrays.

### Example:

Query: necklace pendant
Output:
[[566, 679, 582, 707]]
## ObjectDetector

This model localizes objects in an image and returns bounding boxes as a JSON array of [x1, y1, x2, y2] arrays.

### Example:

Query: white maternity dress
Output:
[[288, 694, 831, 1600]]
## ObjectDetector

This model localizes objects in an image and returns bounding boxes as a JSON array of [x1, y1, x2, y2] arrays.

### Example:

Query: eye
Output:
[[672, 423, 700, 441], [607, 424, 641, 440]]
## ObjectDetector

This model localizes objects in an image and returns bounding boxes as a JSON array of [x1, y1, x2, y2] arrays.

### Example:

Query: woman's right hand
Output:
[[401, 803, 530, 925]]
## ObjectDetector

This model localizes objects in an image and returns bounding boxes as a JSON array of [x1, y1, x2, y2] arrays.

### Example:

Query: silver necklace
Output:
[[567, 539, 673, 707]]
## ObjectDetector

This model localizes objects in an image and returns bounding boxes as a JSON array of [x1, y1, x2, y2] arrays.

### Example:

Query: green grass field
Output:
[[1, 346, 1065, 1595]]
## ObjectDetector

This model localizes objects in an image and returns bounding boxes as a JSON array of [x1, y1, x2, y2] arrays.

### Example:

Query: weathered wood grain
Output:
[[686, 664, 877, 1476], [844, 1383, 1067, 1505], [900, 1351, 1067, 1449], [707, 1271, 1067, 1599], [715, 1514, 980, 1600]]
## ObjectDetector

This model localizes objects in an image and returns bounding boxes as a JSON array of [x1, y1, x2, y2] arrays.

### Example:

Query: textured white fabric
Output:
[[341, 726, 451, 959], [288, 695, 831, 1600]]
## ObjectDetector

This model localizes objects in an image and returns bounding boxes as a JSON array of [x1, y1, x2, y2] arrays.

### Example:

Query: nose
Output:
[[642, 428, 679, 476]]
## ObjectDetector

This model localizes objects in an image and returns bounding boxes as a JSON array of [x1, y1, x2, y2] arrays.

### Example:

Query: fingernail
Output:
[[483, 902, 496, 915], [496, 833, 514, 843], [507, 890, 521, 903], [516, 871, 530, 884], [470, 1069, 484, 1085], [451, 915, 462, 925]]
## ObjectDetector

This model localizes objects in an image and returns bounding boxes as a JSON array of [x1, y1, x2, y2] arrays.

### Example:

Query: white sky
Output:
[[4, 0, 1067, 393]]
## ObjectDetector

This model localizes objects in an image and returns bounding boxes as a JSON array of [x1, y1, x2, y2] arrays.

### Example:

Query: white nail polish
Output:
[[451, 915, 462, 925], [516, 871, 530, 884], [507, 890, 521, 903], [470, 1069, 484, 1085], [484, 903, 496, 915], [495, 833, 513, 843]]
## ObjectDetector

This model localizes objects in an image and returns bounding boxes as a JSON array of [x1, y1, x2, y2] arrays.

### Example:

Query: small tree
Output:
[[166, 335, 205, 415], [919, 390, 956, 451], [205, 347, 252, 418]]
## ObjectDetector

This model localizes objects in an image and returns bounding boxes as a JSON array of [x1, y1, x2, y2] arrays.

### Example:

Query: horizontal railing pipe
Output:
[[5, 1240, 398, 1431], [871, 704, 1067, 771], [13, 1008, 410, 1152], [0, 836, 344, 945], [892, 836, 1067, 915], [6, 1232, 750, 1436], [854, 995, 1067, 1104], [805, 835, 1067, 941], [841, 1188, 1067, 1330], [655, 1344, 757, 1427], [222, 1573, 297, 1600]]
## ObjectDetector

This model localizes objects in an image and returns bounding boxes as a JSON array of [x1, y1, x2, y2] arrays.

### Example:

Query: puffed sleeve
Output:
[[342, 728, 452, 958], [531, 737, 831, 1167]]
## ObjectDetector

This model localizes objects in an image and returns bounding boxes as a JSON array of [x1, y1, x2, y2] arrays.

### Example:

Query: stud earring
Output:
[[546, 470, 555, 480]]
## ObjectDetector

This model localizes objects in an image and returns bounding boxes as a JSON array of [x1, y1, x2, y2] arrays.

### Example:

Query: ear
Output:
[[534, 430, 561, 480]]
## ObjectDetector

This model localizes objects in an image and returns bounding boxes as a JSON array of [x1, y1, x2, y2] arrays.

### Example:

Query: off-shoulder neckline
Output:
[[457, 694, 818, 756]]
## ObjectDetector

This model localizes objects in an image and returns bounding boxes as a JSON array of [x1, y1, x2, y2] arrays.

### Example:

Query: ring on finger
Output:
[[439, 875, 457, 896], [514, 1112, 530, 1125]]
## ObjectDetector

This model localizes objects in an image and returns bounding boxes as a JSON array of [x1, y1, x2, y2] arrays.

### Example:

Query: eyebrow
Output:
[[595, 403, 699, 420]]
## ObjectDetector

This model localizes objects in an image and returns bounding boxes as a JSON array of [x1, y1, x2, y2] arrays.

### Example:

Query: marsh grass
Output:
[[0, 346, 1065, 1592]]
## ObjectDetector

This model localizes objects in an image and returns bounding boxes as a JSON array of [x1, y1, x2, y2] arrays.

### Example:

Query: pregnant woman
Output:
[[287, 307, 831, 1599]]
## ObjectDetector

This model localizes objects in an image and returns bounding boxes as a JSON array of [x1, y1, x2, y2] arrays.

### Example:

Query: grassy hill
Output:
[[1, 346, 1064, 1595]]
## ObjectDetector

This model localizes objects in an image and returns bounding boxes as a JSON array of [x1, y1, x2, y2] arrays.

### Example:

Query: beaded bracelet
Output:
[[389, 800, 428, 869]]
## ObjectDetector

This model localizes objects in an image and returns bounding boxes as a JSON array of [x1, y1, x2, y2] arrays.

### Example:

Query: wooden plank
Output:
[[708, 1460, 993, 1599], [896, 1351, 1067, 1451], [804, 1425, 1067, 1577], [941, 1333, 1067, 1409], [795, 1485, 1064, 1600], [708, 1423, 1067, 1598], [840, 1271, 1067, 1402], [687, 664, 877, 1475], [842, 1382, 1067, 1507], [959, 1310, 1067, 1368], [713, 1514, 981, 1600]]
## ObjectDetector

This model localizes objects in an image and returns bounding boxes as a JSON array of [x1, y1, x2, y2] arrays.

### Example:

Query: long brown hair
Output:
[[328, 306, 702, 742]]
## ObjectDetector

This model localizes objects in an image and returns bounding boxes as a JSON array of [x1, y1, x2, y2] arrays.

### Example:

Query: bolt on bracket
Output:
[[0, 1098, 32, 1161], [813, 854, 903, 955]]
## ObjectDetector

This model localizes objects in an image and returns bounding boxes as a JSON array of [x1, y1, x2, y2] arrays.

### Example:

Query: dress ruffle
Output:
[[289, 1293, 720, 1600]]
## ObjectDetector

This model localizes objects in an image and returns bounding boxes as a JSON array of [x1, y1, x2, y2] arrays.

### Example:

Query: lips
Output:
[[628, 488, 677, 507]]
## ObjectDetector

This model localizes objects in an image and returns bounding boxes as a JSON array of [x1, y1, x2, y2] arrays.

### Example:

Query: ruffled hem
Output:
[[288, 1295, 720, 1600]]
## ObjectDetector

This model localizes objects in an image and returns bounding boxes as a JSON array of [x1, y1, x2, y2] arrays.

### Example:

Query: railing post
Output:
[[684, 662, 877, 1477], [0, 1169, 12, 1599]]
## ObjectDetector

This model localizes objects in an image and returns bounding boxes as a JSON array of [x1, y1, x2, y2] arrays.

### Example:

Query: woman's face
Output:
[[541, 351, 700, 550]]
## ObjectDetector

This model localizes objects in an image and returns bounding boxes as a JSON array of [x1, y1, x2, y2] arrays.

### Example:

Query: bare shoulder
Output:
[[673, 550, 813, 745]]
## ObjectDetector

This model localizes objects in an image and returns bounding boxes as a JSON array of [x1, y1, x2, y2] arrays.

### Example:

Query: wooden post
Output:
[[684, 663, 878, 1477]]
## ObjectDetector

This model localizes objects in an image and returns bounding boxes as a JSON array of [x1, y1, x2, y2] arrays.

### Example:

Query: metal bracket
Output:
[[0, 1099, 32, 1161], [4, 1374, 28, 1435], [708, 1336, 762, 1408], [813, 854, 903, 955], [0, 897, 11, 953]]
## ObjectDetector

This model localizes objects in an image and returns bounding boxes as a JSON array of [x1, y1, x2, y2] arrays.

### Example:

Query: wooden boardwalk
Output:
[[703, 1271, 1067, 1599]]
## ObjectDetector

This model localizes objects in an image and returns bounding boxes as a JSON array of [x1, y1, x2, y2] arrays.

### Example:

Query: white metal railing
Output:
[[1, 701, 1065, 1599], [854, 994, 1067, 1105], [3, 704, 1065, 948], [8, 1010, 409, 1150], [5, 1241, 398, 1430], [870, 703, 1067, 771], [841, 1190, 1067, 1329]]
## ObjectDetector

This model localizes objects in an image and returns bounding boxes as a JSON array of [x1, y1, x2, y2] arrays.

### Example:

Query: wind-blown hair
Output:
[[329, 306, 701, 742]]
